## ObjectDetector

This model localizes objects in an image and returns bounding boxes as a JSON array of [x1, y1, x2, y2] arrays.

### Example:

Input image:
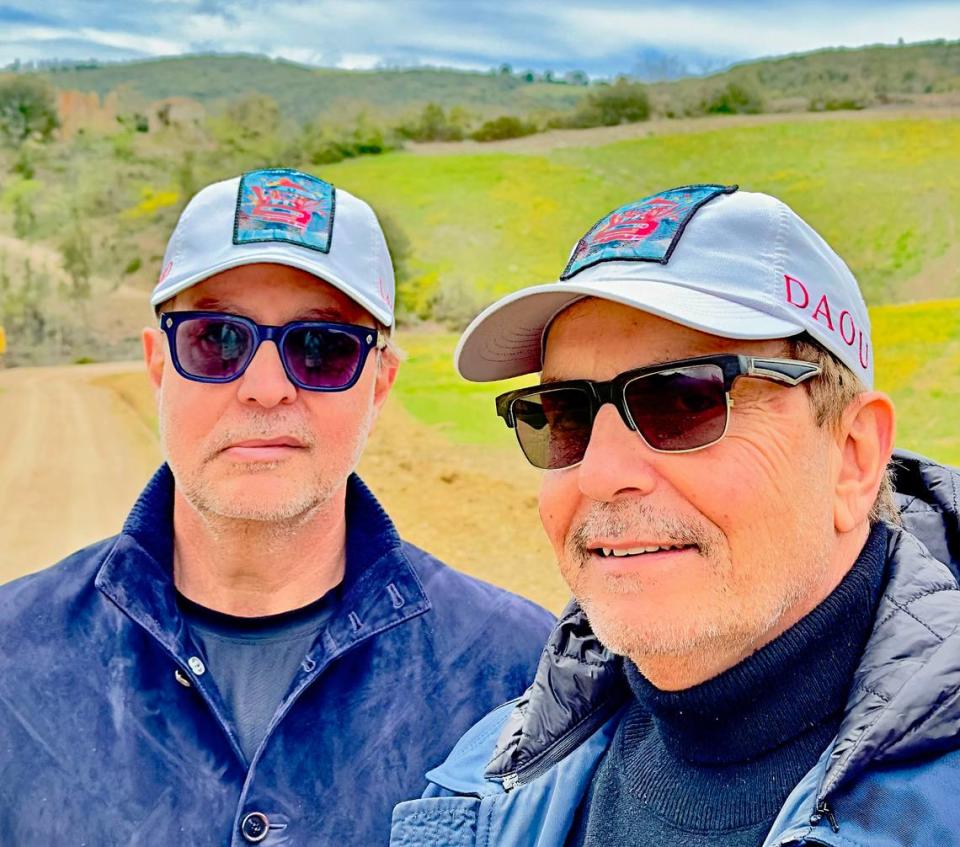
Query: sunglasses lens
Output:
[[175, 316, 254, 380], [624, 364, 727, 451], [511, 387, 594, 470], [283, 326, 365, 389]]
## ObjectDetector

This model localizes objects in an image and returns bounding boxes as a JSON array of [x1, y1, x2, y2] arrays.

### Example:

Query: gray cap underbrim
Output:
[[455, 276, 804, 382]]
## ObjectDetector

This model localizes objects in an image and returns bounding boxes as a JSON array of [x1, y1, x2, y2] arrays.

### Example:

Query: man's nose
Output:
[[236, 341, 297, 408], [576, 403, 658, 502]]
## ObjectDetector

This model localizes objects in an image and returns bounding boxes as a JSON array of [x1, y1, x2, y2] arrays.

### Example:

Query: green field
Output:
[[392, 299, 960, 466], [324, 116, 960, 315]]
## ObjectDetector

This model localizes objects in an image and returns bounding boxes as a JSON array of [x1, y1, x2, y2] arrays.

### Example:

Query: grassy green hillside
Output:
[[321, 116, 960, 312], [36, 39, 960, 122], [40, 55, 586, 119], [392, 299, 960, 466], [701, 39, 960, 106], [2, 114, 958, 367]]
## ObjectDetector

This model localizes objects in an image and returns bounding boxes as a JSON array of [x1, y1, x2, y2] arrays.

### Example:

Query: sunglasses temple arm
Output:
[[746, 357, 822, 386]]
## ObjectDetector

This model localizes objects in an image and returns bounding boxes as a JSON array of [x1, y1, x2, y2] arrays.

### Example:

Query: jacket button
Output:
[[240, 812, 269, 843]]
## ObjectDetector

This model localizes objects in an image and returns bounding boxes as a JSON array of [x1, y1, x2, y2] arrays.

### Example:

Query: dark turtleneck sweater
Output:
[[567, 522, 889, 847]]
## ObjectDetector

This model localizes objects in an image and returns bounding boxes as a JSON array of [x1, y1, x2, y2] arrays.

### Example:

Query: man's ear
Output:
[[834, 391, 896, 533], [372, 349, 399, 414], [142, 325, 165, 395]]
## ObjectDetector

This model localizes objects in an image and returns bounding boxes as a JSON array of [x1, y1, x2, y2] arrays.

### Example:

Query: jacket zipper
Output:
[[809, 799, 840, 833], [498, 700, 622, 792]]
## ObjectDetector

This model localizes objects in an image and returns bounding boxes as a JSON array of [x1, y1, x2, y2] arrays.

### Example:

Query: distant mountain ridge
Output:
[[34, 55, 587, 120], [18, 37, 960, 121]]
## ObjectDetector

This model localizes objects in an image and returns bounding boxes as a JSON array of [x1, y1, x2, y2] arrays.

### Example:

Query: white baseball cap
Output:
[[151, 168, 396, 326], [455, 184, 874, 387]]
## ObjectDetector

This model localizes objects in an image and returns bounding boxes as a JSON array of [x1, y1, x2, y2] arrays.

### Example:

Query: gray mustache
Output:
[[569, 501, 715, 561]]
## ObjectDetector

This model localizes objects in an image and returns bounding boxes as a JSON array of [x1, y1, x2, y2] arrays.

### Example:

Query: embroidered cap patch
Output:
[[234, 168, 336, 253], [561, 184, 738, 279]]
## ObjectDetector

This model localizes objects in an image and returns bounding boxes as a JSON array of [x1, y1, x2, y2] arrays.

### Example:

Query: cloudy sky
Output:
[[2, 0, 958, 76]]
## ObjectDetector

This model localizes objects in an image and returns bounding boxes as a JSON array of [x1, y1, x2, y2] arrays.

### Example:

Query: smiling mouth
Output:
[[592, 544, 698, 559]]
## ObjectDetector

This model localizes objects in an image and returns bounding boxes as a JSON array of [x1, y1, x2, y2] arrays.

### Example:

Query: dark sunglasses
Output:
[[159, 311, 383, 391], [495, 354, 822, 469]]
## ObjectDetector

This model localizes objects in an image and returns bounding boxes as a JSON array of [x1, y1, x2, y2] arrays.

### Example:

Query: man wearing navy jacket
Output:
[[0, 168, 552, 846], [392, 185, 960, 846]]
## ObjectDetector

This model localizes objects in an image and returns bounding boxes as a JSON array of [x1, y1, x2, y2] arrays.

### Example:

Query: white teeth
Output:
[[597, 545, 684, 557]]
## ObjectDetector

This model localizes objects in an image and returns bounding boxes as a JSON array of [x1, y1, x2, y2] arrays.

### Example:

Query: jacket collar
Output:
[[817, 524, 960, 801], [95, 465, 431, 661], [485, 451, 960, 797]]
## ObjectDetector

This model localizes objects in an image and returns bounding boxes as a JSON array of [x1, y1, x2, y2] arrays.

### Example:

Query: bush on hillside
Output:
[[208, 93, 289, 166], [59, 214, 93, 299], [700, 81, 765, 115], [430, 276, 491, 329], [808, 95, 868, 111], [302, 118, 394, 165], [470, 115, 538, 142], [373, 207, 412, 292], [395, 103, 467, 142], [553, 79, 651, 128], [0, 75, 59, 146], [2, 177, 40, 238]]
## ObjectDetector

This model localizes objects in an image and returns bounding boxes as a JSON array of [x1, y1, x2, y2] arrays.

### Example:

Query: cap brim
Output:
[[455, 276, 804, 382], [151, 252, 394, 327]]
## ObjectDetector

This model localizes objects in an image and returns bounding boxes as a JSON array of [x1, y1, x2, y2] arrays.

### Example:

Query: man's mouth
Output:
[[591, 543, 698, 559], [226, 437, 305, 449], [220, 437, 307, 460]]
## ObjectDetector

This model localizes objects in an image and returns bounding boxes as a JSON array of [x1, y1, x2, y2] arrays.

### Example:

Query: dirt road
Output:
[[0, 363, 567, 610], [0, 363, 160, 582]]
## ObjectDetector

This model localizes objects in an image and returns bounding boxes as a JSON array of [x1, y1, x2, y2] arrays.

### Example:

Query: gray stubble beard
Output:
[[160, 403, 375, 533], [562, 499, 826, 676]]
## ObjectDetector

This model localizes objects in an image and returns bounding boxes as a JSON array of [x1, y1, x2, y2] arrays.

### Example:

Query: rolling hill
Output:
[[30, 38, 960, 122]]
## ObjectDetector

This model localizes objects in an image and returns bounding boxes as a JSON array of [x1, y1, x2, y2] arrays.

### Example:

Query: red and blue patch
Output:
[[233, 168, 336, 253], [561, 184, 737, 279]]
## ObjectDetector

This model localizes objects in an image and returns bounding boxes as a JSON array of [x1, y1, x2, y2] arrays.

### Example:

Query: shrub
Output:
[[12, 144, 36, 178], [302, 120, 394, 165], [470, 115, 537, 142], [808, 96, 867, 112], [60, 218, 93, 299], [555, 79, 651, 128], [702, 81, 765, 115], [372, 207, 412, 292], [430, 276, 490, 329], [0, 75, 59, 146], [2, 177, 40, 238], [395, 103, 466, 142]]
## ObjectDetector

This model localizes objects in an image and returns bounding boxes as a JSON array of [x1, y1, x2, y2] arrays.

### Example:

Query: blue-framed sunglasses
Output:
[[159, 311, 384, 392]]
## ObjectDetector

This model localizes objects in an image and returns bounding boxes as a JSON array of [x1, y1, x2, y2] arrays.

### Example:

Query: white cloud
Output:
[[2, 1, 959, 73], [74, 27, 183, 56], [551, 3, 960, 57], [335, 52, 385, 70]]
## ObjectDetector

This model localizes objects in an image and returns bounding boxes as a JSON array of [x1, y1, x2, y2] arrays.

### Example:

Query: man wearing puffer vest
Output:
[[391, 185, 960, 847]]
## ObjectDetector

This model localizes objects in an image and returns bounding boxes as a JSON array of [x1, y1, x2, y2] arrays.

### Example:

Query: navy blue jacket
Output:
[[0, 466, 553, 846], [391, 451, 960, 846]]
